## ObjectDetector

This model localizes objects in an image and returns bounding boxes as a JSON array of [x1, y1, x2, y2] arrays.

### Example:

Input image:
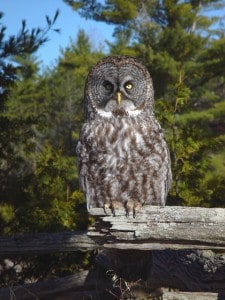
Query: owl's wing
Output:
[[165, 146, 173, 198], [76, 140, 87, 193], [76, 134, 94, 211]]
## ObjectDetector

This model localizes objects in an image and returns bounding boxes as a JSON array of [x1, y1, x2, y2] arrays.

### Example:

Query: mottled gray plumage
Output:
[[76, 56, 172, 216]]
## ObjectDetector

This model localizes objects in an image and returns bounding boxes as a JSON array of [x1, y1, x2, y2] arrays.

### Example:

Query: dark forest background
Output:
[[0, 0, 225, 285]]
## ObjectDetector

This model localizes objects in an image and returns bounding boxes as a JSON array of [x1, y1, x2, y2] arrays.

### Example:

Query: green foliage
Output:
[[18, 143, 80, 232], [0, 30, 102, 235], [0, 10, 59, 107], [155, 72, 225, 206], [106, 30, 138, 56], [64, 0, 139, 24], [0, 203, 15, 234]]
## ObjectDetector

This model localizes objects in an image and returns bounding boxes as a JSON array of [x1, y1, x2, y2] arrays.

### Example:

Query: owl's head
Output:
[[84, 56, 154, 119]]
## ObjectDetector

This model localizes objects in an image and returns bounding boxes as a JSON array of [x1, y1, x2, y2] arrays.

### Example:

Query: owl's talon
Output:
[[110, 201, 124, 217], [103, 204, 111, 215], [111, 207, 116, 217], [125, 200, 135, 218], [125, 200, 143, 218]]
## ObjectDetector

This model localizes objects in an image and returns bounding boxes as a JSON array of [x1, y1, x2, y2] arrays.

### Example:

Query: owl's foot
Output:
[[104, 201, 125, 216], [103, 203, 112, 215], [125, 200, 142, 218], [104, 201, 142, 217], [110, 201, 124, 216]]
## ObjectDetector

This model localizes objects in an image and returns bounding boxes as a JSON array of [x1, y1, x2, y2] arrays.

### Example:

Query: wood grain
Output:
[[89, 205, 225, 250]]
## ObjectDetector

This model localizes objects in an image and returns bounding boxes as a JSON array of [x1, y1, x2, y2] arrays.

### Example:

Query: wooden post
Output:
[[89, 206, 225, 297]]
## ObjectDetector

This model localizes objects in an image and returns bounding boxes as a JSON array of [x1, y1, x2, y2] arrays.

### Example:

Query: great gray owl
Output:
[[76, 56, 172, 216]]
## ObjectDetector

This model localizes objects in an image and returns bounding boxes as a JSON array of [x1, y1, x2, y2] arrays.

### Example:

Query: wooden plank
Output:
[[1, 206, 225, 256], [88, 206, 225, 250], [1, 206, 225, 255], [0, 231, 98, 256], [162, 291, 219, 300]]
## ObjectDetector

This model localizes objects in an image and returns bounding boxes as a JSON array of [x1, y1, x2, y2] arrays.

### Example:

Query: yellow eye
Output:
[[125, 83, 133, 90]]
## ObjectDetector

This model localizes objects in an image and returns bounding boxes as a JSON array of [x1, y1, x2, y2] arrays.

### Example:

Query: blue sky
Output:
[[1, 0, 115, 70], [2, 1, 225, 71]]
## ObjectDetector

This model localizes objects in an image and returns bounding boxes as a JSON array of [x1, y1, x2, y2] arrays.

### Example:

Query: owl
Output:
[[76, 56, 172, 217]]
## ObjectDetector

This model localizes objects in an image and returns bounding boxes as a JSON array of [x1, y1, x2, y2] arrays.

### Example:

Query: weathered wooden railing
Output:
[[1, 206, 225, 299]]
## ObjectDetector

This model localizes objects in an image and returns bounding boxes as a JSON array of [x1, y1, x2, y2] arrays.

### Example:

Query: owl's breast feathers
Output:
[[77, 114, 172, 210]]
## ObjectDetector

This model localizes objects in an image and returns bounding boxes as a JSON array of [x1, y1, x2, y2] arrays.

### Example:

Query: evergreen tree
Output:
[[0, 10, 60, 232], [0, 29, 102, 234], [45, 29, 103, 151], [0, 10, 59, 106], [0, 28, 96, 283], [0, 31, 102, 285]]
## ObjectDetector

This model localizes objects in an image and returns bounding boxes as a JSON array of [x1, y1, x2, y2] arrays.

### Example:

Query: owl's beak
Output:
[[116, 92, 122, 106]]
